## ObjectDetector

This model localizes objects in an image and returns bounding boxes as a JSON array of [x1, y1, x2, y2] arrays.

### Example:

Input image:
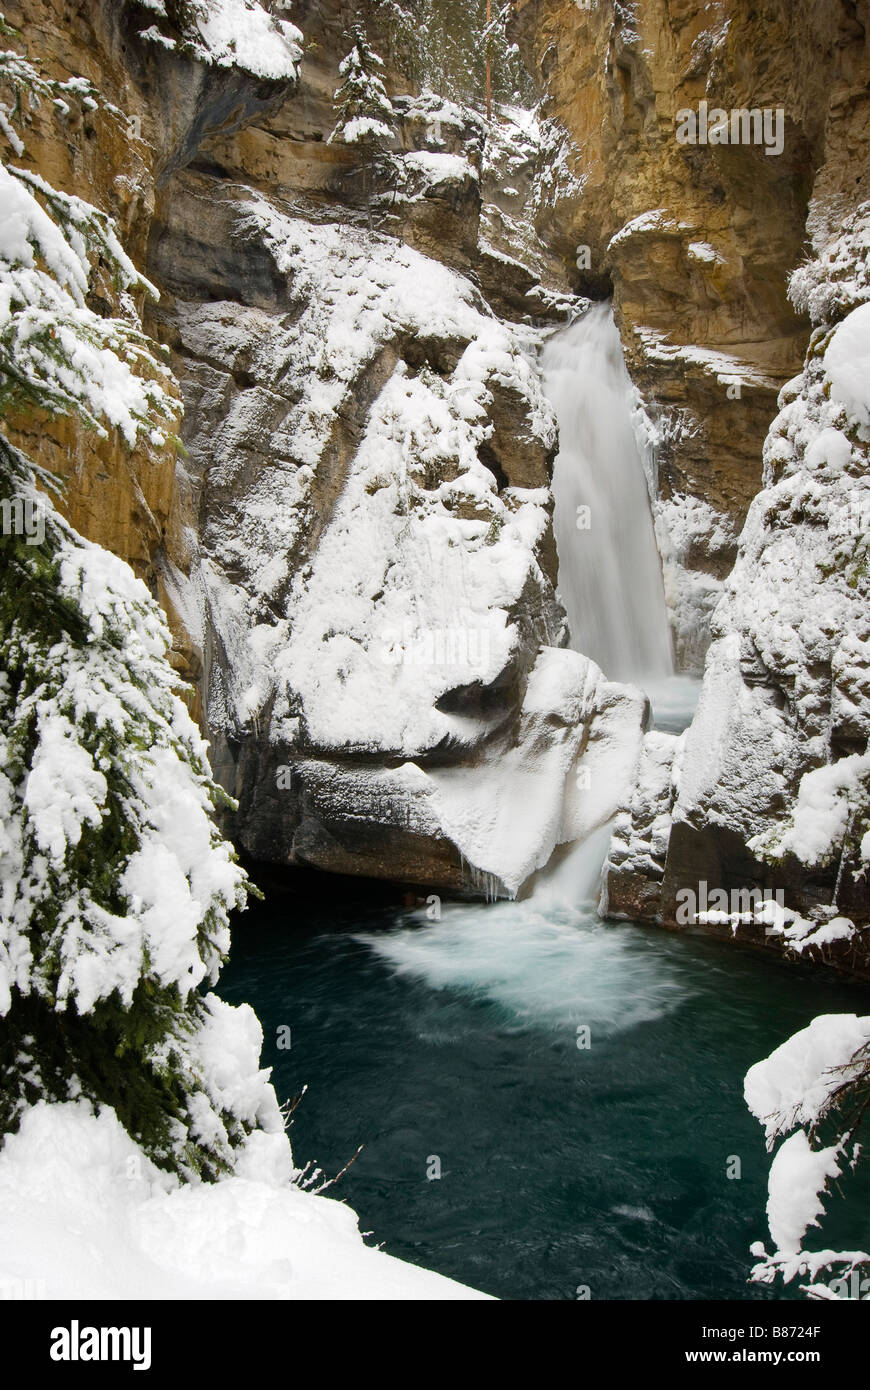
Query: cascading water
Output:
[[539, 301, 698, 901], [543, 302, 674, 684]]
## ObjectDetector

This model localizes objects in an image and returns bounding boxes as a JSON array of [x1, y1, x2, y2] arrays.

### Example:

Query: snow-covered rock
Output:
[[137, 0, 302, 80], [151, 176, 643, 897], [606, 207, 870, 964], [745, 1014, 870, 1297], [602, 730, 682, 922]]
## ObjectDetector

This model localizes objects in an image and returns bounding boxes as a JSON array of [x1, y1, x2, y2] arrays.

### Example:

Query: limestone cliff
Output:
[[511, 0, 870, 668], [8, 0, 870, 941], [4, 0, 645, 897]]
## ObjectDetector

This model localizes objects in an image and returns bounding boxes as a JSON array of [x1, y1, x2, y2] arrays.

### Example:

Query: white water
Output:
[[367, 742, 695, 1023], [356, 906, 688, 1036], [543, 302, 674, 683], [643, 674, 702, 735]]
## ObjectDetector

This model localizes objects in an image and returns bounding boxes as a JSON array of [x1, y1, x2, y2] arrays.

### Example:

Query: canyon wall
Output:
[[7, 0, 870, 949], [507, 0, 870, 961], [511, 0, 870, 669], [5, 0, 646, 896]]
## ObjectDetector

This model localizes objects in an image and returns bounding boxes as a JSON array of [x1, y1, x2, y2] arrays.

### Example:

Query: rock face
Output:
[[7, 0, 646, 896], [145, 117, 645, 895], [511, 0, 870, 669], [2, 0, 176, 586], [498, 0, 870, 963], [605, 209, 870, 970], [11, 0, 870, 932], [1, 0, 301, 687]]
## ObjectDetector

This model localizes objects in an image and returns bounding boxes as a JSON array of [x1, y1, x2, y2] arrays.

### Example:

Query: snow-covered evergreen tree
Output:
[[365, 0, 534, 115], [329, 26, 396, 225], [0, 20, 281, 1182], [330, 25, 395, 150]]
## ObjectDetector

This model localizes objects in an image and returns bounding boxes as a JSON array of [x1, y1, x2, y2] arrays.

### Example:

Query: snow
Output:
[[607, 209, 689, 253], [791, 200, 870, 323], [746, 1015, 870, 1294], [178, 199, 555, 761], [0, 162, 88, 296], [632, 324, 778, 389], [0, 1101, 489, 1300], [194, 0, 302, 78], [824, 302, 870, 437], [402, 150, 479, 183], [0, 105, 245, 1047], [0, 162, 173, 443], [765, 1130, 843, 1257], [652, 492, 735, 672], [139, 0, 302, 79], [169, 185, 648, 894], [0, 523, 248, 1023], [23, 713, 106, 866], [750, 754, 870, 868], [745, 1013, 870, 1145], [426, 650, 647, 894], [0, 24, 487, 1304], [118, 743, 242, 1000], [138, 25, 176, 52], [668, 206, 870, 868], [687, 240, 724, 265], [341, 116, 392, 145]]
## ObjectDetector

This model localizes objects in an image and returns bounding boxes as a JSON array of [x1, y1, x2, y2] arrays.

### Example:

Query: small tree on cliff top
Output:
[[329, 25, 395, 219]]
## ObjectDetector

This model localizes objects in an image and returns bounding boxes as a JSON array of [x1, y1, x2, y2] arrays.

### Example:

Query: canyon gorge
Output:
[[5, 0, 870, 971], [5, 0, 870, 1312]]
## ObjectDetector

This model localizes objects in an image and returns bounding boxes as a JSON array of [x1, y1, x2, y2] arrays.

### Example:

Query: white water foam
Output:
[[355, 833, 689, 1038]]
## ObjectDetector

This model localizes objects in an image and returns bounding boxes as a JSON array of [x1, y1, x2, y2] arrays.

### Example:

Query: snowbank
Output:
[[0, 1101, 490, 1300]]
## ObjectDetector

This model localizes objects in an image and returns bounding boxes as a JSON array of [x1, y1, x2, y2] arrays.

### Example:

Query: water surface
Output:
[[221, 880, 870, 1300]]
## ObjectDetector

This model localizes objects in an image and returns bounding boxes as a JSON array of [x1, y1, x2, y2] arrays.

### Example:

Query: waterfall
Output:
[[542, 302, 673, 683]]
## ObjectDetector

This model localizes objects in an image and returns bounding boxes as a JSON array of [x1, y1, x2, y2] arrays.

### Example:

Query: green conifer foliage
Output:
[[330, 24, 395, 150], [0, 19, 269, 1182]]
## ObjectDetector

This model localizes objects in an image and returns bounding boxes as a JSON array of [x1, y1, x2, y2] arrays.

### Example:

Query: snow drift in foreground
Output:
[[0, 1101, 489, 1301], [745, 1014, 870, 1298]]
